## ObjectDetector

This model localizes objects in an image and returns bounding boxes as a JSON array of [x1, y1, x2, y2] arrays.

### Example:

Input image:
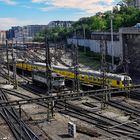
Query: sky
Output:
[[0, 0, 119, 30]]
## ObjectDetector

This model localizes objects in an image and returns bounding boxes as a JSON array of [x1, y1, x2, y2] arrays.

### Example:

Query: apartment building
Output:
[[7, 25, 47, 42]]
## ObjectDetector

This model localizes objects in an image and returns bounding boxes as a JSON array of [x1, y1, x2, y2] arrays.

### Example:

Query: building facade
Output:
[[7, 25, 47, 42], [128, 0, 140, 9], [0, 31, 6, 45], [6, 26, 20, 40], [47, 21, 73, 28], [119, 27, 140, 75]]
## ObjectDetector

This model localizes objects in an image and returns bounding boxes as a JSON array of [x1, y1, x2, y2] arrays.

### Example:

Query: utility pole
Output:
[[45, 36, 52, 94], [83, 25, 86, 53], [100, 37, 107, 89], [73, 31, 80, 92], [54, 36, 57, 65], [12, 41, 18, 89], [110, 12, 114, 69], [22, 31, 25, 76], [100, 36, 109, 109], [45, 36, 53, 121], [6, 40, 10, 83], [19, 105, 22, 140]]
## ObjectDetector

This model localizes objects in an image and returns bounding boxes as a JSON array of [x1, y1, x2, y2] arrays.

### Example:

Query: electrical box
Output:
[[68, 122, 76, 138]]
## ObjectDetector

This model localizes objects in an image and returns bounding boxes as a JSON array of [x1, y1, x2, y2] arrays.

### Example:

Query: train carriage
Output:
[[16, 61, 132, 88]]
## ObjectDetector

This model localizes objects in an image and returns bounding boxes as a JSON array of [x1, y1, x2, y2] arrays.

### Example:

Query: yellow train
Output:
[[16, 61, 132, 88]]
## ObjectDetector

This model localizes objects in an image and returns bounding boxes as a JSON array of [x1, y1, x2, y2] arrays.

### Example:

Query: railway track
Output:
[[2, 68, 140, 139], [2, 88, 48, 108], [0, 67, 13, 82], [0, 65, 32, 84], [91, 95, 140, 119], [130, 90, 140, 100], [17, 74, 32, 83], [57, 101, 140, 139], [0, 89, 40, 140], [3, 88, 140, 139], [1, 88, 119, 138], [20, 83, 46, 95]]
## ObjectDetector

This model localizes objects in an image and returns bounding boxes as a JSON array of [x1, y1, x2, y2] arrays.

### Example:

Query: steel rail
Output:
[[0, 89, 40, 140]]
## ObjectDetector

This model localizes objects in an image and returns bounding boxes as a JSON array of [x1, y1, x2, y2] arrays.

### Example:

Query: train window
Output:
[[37, 71, 45, 77], [81, 75, 85, 79], [54, 77, 64, 81], [122, 80, 129, 85], [60, 71, 63, 74], [89, 76, 93, 81], [107, 79, 110, 84], [66, 73, 69, 76], [117, 81, 120, 85]]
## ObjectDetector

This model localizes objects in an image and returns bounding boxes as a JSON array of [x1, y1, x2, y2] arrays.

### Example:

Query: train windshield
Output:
[[123, 79, 132, 85], [54, 77, 64, 81]]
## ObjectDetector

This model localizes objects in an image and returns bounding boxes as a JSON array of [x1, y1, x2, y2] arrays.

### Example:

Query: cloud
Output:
[[0, 18, 33, 30], [40, 6, 56, 11], [21, 5, 32, 9], [32, 0, 46, 2], [32, 0, 116, 14], [0, 0, 17, 5]]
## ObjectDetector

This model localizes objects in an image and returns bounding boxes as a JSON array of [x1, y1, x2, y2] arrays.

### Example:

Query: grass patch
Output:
[[78, 51, 100, 70]]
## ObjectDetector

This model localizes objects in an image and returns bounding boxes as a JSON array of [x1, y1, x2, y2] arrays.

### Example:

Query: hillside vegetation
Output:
[[34, 1, 140, 42]]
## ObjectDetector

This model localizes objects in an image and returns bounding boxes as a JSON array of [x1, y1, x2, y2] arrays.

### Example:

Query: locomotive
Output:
[[32, 70, 65, 90]]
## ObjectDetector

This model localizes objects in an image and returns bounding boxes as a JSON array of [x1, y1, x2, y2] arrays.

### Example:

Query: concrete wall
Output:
[[119, 27, 140, 75], [120, 30, 140, 74], [67, 38, 122, 58]]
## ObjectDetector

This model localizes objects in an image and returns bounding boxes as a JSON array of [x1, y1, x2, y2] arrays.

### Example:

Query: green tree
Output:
[[90, 16, 107, 31]]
